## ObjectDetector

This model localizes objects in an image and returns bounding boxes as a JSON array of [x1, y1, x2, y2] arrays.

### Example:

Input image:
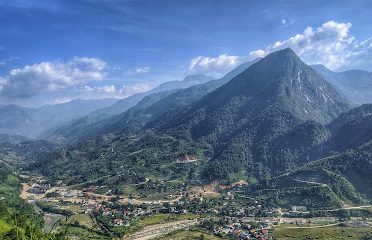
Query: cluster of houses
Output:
[[282, 205, 310, 217], [213, 219, 271, 240]]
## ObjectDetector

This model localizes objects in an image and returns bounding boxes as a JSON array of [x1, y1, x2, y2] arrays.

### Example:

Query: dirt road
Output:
[[124, 219, 198, 240]]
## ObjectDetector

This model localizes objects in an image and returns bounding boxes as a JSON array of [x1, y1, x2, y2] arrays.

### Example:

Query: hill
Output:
[[29, 49, 351, 186], [49, 60, 260, 143], [313, 64, 372, 104], [152, 48, 349, 181], [48, 74, 214, 142], [249, 104, 372, 209], [0, 98, 117, 138]]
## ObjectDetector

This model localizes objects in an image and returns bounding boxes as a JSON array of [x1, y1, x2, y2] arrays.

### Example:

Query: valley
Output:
[[14, 168, 372, 239], [1, 48, 372, 239]]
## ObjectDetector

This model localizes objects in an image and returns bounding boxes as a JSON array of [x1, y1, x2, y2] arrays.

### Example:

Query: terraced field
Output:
[[273, 226, 372, 239]]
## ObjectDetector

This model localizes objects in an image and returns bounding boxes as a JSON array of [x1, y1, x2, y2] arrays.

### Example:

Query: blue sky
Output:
[[0, 0, 372, 106]]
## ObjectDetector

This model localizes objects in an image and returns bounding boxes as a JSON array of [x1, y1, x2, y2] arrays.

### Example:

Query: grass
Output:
[[122, 185, 138, 196], [59, 214, 111, 239], [273, 226, 372, 240], [67, 214, 97, 229], [137, 213, 200, 228], [0, 219, 12, 236], [155, 229, 223, 240], [64, 226, 110, 240]]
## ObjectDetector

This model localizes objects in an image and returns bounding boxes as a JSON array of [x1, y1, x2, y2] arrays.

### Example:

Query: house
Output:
[[28, 183, 49, 194], [64, 190, 83, 198], [176, 154, 198, 163], [113, 218, 123, 226], [291, 206, 307, 212]]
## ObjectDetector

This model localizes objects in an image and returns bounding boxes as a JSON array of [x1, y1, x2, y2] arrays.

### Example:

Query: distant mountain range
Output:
[[312, 64, 372, 104], [47, 60, 260, 143], [0, 75, 215, 139], [87, 74, 215, 118], [3, 57, 372, 142], [0, 98, 117, 138]]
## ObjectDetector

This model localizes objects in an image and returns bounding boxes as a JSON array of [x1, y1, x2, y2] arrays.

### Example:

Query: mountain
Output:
[[47, 74, 214, 142], [250, 103, 372, 209], [0, 98, 117, 138], [30, 49, 352, 187], [0, 104, 38, 137], [312, 64, 372, 104], [104, 58, 263, 135], [48, 60, 260, 143], [83, 74, 215, 119], [49, 90, 180, 143], [328, 104, 372, 152], [0, 134, 29, 144], [252, 144, 372, 209], [147, 48, 350, 181]]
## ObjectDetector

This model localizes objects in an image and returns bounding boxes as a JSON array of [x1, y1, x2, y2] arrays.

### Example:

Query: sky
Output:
[[0, 0, 372, 107]]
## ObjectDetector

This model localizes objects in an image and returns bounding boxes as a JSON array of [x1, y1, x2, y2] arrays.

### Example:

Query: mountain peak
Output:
[[272, 47, 296, 55], [262, 47, 301, 64], [198, 48, 350, 125]]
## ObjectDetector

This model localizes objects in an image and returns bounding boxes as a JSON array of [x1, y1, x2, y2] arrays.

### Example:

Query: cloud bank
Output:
[[188, 54, 240, 76], [251, 21, 372, 71], [190, 21, 372, 76], [79, 83, 151, 99], [0, 57, 107, 99]]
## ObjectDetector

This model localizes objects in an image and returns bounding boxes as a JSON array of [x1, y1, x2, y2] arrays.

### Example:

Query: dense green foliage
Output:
[[0, 164, 65, 239]]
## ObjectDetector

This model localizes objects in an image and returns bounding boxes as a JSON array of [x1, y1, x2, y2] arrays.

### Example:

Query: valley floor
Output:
[[273, 226, 372, 239], [17, 173, 372, 240]]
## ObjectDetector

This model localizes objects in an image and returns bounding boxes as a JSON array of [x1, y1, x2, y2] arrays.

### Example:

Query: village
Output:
[[20, 175, 372, 240]]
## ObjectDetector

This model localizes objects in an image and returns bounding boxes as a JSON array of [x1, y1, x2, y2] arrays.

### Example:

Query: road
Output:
[[324, 205, 372, 212], [293, 178, 327, 187], [279, 223, 341, 229], [123, 219, 198, 240]]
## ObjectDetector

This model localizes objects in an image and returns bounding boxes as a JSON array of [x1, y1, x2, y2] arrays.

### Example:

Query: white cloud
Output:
[[0, 56, 18, 67], [124, 66, 152, 76], [134, 66, 151, 74], [120, 83, 152, 96], [53, 97, 75, 104], [76, 83, 152, 100], [250, 21, 372, 71], [81, 84, 116, 94], [0, 57, 107, 98], [192, 21, 372, 75], [0, 77, 7, 92], [249, 50, 266, 58], [188, 54, 240, 75]]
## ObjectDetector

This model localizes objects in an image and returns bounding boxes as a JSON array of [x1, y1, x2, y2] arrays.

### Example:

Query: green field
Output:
[[63, 226, 110, 240], [59, 214, 110, 239], [273, 226, 372, 240], [137, 213, 201, 228], [0, 219, 12, 237], [155, 229, 223, 240]]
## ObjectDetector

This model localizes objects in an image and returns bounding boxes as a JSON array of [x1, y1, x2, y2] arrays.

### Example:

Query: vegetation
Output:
[[36, 202, 73, 216], [273, 226, 372, 240], [156, 229, 223, 240], [0, 163, 65, 239], [21, 50, 372, 212]]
